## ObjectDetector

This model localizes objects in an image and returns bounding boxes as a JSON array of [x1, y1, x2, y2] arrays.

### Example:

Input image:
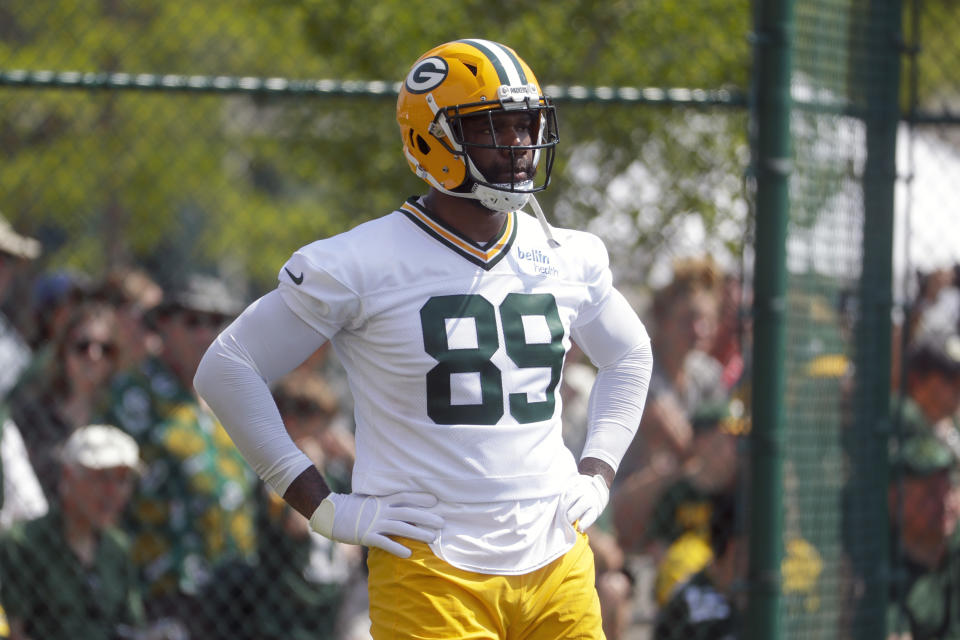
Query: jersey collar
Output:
[[400, 197, 517, 271]]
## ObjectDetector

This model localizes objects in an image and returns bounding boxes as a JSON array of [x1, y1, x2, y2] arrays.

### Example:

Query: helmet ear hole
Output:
[[414, 133, 431, 155]]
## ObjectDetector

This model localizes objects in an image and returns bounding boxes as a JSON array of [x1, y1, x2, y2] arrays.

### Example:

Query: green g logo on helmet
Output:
[[405, 57, 448, 94]]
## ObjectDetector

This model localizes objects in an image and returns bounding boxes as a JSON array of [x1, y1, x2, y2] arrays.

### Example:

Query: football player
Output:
[[195, 39, 653, 639]]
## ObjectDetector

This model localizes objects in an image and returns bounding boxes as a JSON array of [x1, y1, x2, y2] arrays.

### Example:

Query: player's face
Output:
[[460, 111, 538, 186]]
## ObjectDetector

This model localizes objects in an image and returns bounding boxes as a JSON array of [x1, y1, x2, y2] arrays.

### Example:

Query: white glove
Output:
[[561, 474, 610, 532], [309, 491, 445, 558]]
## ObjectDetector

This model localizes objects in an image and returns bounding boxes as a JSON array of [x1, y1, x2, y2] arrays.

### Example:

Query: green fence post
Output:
[[747, 1, 794, 639], [848, 1, 902, 638]]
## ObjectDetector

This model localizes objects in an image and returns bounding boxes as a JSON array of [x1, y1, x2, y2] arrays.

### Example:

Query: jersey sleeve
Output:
[[567, 230, 614, 329], [276, 241, 365, 338]]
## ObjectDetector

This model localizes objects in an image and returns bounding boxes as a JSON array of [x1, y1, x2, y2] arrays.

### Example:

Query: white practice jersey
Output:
[[278, 197, 616, 573]]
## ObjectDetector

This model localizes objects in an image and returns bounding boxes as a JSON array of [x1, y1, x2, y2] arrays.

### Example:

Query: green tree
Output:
[[0, 0, 753, 294]]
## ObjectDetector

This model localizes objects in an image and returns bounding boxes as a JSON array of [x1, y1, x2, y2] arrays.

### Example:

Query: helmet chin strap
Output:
[[526, 194, 560, 248], [472, 180, 562, 248], [465, 158, 559, 249], [472, 187, 560, 247]]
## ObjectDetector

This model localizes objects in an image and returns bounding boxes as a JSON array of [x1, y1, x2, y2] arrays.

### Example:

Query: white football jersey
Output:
[[278, 197, 615, 572]]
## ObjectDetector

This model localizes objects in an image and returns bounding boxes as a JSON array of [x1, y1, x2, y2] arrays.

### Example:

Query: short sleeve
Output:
[[277, 245, 364, 338], [569, 231, 614, 329]]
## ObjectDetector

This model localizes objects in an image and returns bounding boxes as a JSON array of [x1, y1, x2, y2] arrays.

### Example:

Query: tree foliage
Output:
[[0, 0, 753, 294]]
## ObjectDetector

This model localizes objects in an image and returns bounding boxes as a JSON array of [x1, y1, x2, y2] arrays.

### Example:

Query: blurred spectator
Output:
[[652, 494, 743, 640], [894, 332, 960, 451], [108, 271, 241, 439], [296, 340, 356, 427], [612, 257, 727, 554], [272, 368, 356, 492], [96, 266, 164, 376], [0, 215, 41, 398], [617, 256, 726, 481], [0, 424, 146, 640], [27, 270, 93, 351], [11, 270, 96, 401], [591, 527, 634, 640], [8, 301, 120, 499], [199, 369, 367, 640], [908, 265, 960, 343], [644, 400, 745, 607], [106, 273, 258, 629], [100, 267, 167, 445], [709, 272, 749, 393], [271, 369, 367, 640], [886, 433, 960, 640]]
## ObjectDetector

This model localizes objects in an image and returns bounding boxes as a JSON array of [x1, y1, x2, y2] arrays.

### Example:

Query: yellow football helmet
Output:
[[397, 39, 559, 213]]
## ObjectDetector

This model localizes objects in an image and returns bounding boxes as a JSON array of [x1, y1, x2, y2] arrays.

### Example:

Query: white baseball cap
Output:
[[60, 424, 140, 470]]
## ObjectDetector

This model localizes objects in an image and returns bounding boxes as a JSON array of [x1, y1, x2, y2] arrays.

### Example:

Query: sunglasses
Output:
[[71, 339, 118, 360]]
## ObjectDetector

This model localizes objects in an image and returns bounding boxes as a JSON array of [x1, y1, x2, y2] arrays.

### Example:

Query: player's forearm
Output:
[[579, 340, 653, 474], [578, 456, 615, 488], [570, 288, 652, 477], [194, 290, 327, 496], [194, 335, 314, 496], [283, 465, 333, 519]]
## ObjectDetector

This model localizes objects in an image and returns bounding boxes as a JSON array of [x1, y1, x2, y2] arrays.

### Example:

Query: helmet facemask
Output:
[[432, 91, 558, 213]]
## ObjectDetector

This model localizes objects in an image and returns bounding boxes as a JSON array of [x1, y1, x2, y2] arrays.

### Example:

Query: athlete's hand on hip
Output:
[[309, 491, 445, 558], [561, 473, 610, 532]]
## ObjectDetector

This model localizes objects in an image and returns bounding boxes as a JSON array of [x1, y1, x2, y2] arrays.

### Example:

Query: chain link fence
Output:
[[0, 1, 957, 639], [885, 1, 960, 639]]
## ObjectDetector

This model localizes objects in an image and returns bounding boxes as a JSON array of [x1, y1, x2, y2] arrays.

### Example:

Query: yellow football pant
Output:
[[367, 531, 605, 640]]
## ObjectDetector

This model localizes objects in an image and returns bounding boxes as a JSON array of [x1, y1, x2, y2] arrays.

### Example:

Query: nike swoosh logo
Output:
[[284, 267, 304, 285]]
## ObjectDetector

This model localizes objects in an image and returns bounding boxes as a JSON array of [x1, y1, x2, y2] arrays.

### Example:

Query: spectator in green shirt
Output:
[[196, 368, 366, 640], [887, 433, 960, 640], [0, 424, 145, 640], [653, 494, 743, 640], [106, 274, 256, 632], [646, 399, 745, 606]]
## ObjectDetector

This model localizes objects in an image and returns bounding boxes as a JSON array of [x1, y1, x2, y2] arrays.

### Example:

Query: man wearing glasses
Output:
[[107, 273, 257, 636]]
